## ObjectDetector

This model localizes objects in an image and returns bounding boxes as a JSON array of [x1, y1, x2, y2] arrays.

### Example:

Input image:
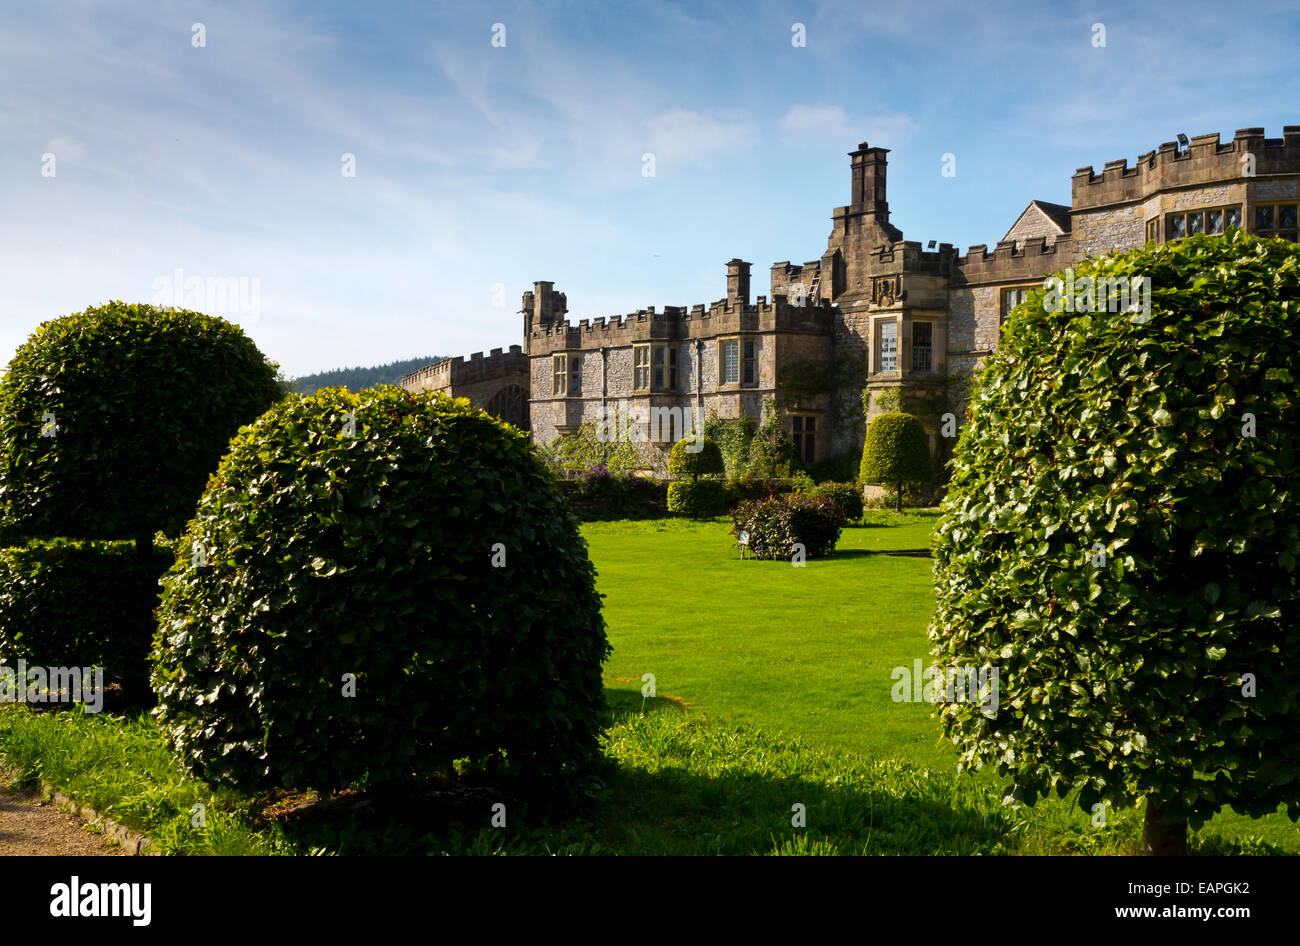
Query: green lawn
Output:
[[584, 513, 1300, 854], [588, 513, 948, 765], [0, 510, 1291, 854]]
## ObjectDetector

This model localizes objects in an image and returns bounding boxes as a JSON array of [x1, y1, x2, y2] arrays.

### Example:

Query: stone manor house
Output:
[[401, 125, 1300, 468]]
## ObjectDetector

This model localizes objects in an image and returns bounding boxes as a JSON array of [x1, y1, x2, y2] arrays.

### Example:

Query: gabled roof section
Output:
[[1001, 199, 1072, 246]]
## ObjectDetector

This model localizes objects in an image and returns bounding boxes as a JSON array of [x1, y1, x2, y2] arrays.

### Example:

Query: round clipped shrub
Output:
[[667, 435, 724, 481], [0, 302, 282, 541], [150, 386, 610, 796], [806, 481, 864, 522], [730, 494, 845, 560], [0, 538, 172, 702], [931, 230, 1300, 855], [860, 412, 931, 512], [667, 479, 729, 518]]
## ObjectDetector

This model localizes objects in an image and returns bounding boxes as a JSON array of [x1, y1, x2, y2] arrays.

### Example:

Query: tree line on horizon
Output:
[[290, 356, 445, 394]]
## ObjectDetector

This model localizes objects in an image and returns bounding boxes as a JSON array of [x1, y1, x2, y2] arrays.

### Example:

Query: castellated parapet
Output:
[[401, 344, 527, 393], [1072, 126, 1300, 210], [951, 234, 1078, 286], [527, 292, 834, 356]]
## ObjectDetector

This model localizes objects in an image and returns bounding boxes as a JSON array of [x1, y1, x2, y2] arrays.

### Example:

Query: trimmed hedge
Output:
[[667, 480, 729, 518], [667, 436, 724, 480], [0, 539, 172, 701], [0, 302, 282, 540], [730, 494, 845, 560], [930, 230, 1300, 849], [860, 411, 931, 511], [559, 469, 668, 521], [151, 386, 610, 797]]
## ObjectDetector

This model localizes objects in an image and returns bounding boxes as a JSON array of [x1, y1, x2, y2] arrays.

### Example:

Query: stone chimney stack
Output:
[[726, 259, 751, 307], [533, 280, 557, 325], [522, 281, 566, 354], [850, 141, 891, 224]]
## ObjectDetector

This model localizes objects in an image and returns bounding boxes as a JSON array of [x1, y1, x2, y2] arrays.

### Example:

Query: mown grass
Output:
[[0, 696, 1283, 855], [0, 696, 1288, 855], [587, 514, 944, 761], [585, 513, 1300, 854], [0, 511, 1292, 854]]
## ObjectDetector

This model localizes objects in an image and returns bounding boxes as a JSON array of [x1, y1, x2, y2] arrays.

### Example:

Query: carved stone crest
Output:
[[873, 276, 901, 307]]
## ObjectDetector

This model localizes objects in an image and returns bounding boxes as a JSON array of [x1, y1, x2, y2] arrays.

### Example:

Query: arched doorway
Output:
[[485, 384, 530, 432]]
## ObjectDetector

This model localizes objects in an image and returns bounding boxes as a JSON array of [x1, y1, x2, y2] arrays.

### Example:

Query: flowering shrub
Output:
[[730, 494, 846, 560], [803, 481, 864, 522]]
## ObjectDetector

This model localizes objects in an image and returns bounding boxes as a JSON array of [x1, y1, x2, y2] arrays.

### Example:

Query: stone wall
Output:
[[1073, 204, 1145, 258]]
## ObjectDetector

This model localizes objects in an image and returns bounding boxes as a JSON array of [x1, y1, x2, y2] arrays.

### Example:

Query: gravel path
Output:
[[0, 783, 125, 856]]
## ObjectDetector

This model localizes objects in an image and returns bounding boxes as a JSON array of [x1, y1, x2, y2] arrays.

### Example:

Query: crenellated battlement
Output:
[[528, 294, 834, 351], [400, 344, 526, 390], [1072, 126, 1300, 210], [860, 240, 959, 274], [952, 234, 1074, 272]]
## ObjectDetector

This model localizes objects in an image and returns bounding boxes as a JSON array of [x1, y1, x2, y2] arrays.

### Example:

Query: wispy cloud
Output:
[[0, 0, 1296, 376]]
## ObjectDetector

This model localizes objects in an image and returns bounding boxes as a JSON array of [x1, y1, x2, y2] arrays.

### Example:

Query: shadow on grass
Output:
[[833, 548, 932, 559], [259, 688, 1288, 856], [267, 687, 1021, 855]]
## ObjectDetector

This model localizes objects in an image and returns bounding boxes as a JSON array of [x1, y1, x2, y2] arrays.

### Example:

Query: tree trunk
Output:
[[895, 479, 903, 513], [1143, 799, 1188, 856]]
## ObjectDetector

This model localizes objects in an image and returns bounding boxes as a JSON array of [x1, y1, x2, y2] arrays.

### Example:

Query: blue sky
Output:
[[2, 0, 1297, 377]]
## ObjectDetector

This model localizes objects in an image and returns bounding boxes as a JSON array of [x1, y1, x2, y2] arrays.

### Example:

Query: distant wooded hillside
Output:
[[290, 356, 445, 394]]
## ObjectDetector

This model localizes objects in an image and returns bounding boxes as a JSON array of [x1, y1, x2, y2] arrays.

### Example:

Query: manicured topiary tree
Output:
[[0, 301, 282, 549], [668, 435, 724, 482], [667, 435, 726, 518], [859, 411, 931, 511], [930, 229, 1300, 855], [151, 386, 610, 798]]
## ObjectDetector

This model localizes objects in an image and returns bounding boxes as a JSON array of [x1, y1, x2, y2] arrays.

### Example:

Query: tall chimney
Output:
[[850, 141, 891, 224], [726, 259, 751, 307]]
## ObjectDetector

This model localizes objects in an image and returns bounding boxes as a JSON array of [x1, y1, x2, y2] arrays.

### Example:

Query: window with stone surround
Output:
[[651, 344, 678, 390], [569, 354, 582, 396], [876, 320, 898, 373], [719, 338, 740, 384], [1165, 205, 1241, 241], [552, 354, 567, 396], [791, 413, 817, 464], [999, 287, 1034, 322], [912, 321, 933, 372], [742, 339, 757, 384], [634, 343, 677, 391], [1253, 203, 1298, 241], [633, 344, 650, 391]]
